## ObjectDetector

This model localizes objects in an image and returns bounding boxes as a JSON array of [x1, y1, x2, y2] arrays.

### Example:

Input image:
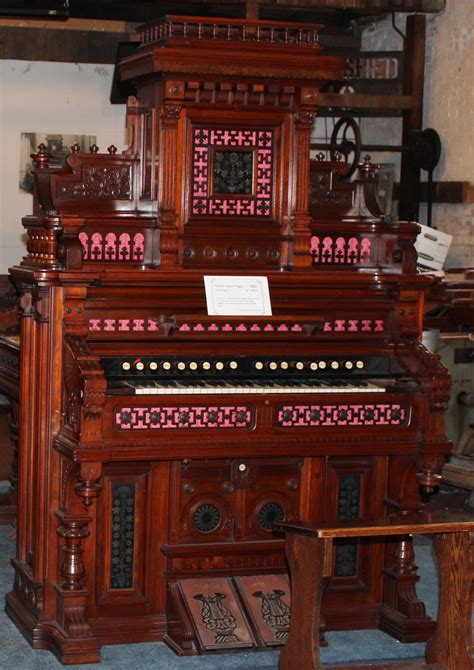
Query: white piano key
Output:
[[128, 381, 387, 396]]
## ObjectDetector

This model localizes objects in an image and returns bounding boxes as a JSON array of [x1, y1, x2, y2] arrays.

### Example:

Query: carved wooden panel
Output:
[[168, 458, 302, 545], [96, 467, 149, 609], [179, 577, 255, 650], [326, 458, 380, 585]]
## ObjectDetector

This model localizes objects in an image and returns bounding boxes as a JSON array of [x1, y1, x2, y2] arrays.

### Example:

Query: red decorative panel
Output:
[[276, 403, 409, 428], [177, 321, 302, 334], [191, 128, 273, 217], [79, 231, 144, 262], [322, 318, 385, 333], [310, 235, 372, 265], [115, 405, 255, 430], [88, 318, 309, 334]]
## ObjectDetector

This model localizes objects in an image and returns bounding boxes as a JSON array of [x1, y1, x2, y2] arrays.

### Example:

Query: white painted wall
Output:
[[361, 5, 474, 267], [424, 1, 474, 267], [0, 60, 127, 273]]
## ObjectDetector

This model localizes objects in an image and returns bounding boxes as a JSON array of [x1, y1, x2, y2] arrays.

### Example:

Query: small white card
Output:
[[204, 276, 272, 316]]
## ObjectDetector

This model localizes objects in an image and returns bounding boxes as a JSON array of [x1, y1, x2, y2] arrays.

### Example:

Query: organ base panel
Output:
[[5, 13, 451, 666]]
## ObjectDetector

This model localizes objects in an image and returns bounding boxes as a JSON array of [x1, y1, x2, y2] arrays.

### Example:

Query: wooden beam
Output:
[[197, 0, 445, 10], [398, 13, 426, 221], [0, 25, 136, 63], [0, 17, 136, 32], [393, 181, 474, 204], [318, 92, 413, 110]]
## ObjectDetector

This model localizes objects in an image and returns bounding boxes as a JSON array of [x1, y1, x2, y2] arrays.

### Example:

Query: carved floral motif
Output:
[[57, 165, 131, 200]]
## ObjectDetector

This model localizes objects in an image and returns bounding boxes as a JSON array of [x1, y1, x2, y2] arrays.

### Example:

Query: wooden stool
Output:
[[275, 511, 474, 670]]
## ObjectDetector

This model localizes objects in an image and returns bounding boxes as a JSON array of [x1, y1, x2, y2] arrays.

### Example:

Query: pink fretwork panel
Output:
[[115, 405, 255, 430], [310, 236, 373, 265], [79, 231, 145, 262], [91, 232, 103, 260], [119, 233, 131, 260], [322, 319, 385, 334], [88, 319, 307, 334], [133, 233, 145, 260], [105, 232, 117, 260], [191, 127, 273, 217], [277, 403, 409, 428], [79, 232, 89, 260]]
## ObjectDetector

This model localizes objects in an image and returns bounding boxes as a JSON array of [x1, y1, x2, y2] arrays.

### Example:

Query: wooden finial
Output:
[[358, 154, 377, 179], [31, 143, 53, 169]]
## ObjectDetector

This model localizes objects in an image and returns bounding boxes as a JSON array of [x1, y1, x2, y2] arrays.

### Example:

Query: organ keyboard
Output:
[[123, 379, 386, 395], [104, 354, 397, 395], [5, 14, 451, 667]]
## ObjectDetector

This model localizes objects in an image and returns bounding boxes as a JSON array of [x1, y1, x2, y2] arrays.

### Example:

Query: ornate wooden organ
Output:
[[5, 15, 451, 665]]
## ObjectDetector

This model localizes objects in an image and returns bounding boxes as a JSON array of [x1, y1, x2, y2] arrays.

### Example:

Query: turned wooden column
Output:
[[158, 103, 182, 267], [292, 98, 317, 268]]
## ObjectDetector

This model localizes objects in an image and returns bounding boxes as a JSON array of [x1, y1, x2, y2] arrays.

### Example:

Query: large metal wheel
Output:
[[330, 116, 362, 179]]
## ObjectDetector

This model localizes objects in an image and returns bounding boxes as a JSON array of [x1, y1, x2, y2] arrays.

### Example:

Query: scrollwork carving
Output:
[[63, 337, 106, 440], [57, 165, 131, 200]]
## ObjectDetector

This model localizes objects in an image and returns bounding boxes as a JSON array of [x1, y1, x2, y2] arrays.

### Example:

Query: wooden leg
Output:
[[425, 531, 473, 670], [279, 534, 332, 670]]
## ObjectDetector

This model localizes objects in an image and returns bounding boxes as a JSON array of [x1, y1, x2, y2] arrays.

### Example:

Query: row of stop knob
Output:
[[120, 359, 366, 372]]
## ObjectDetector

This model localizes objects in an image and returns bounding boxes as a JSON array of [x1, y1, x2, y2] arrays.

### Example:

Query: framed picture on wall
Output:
[[19, 132, 96, 194]]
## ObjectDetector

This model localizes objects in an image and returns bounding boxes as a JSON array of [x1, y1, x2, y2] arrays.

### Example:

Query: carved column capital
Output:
[[160, 103, 182, 120], [294, 110, 316, 131]]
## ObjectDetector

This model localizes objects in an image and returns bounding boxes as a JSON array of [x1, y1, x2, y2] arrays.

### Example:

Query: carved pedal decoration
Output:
[[235, 574, 291, 646], [178, 577, 255, 650]]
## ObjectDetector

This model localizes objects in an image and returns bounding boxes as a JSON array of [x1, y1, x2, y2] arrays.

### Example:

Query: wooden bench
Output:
[[274, 510, 474, 670]]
